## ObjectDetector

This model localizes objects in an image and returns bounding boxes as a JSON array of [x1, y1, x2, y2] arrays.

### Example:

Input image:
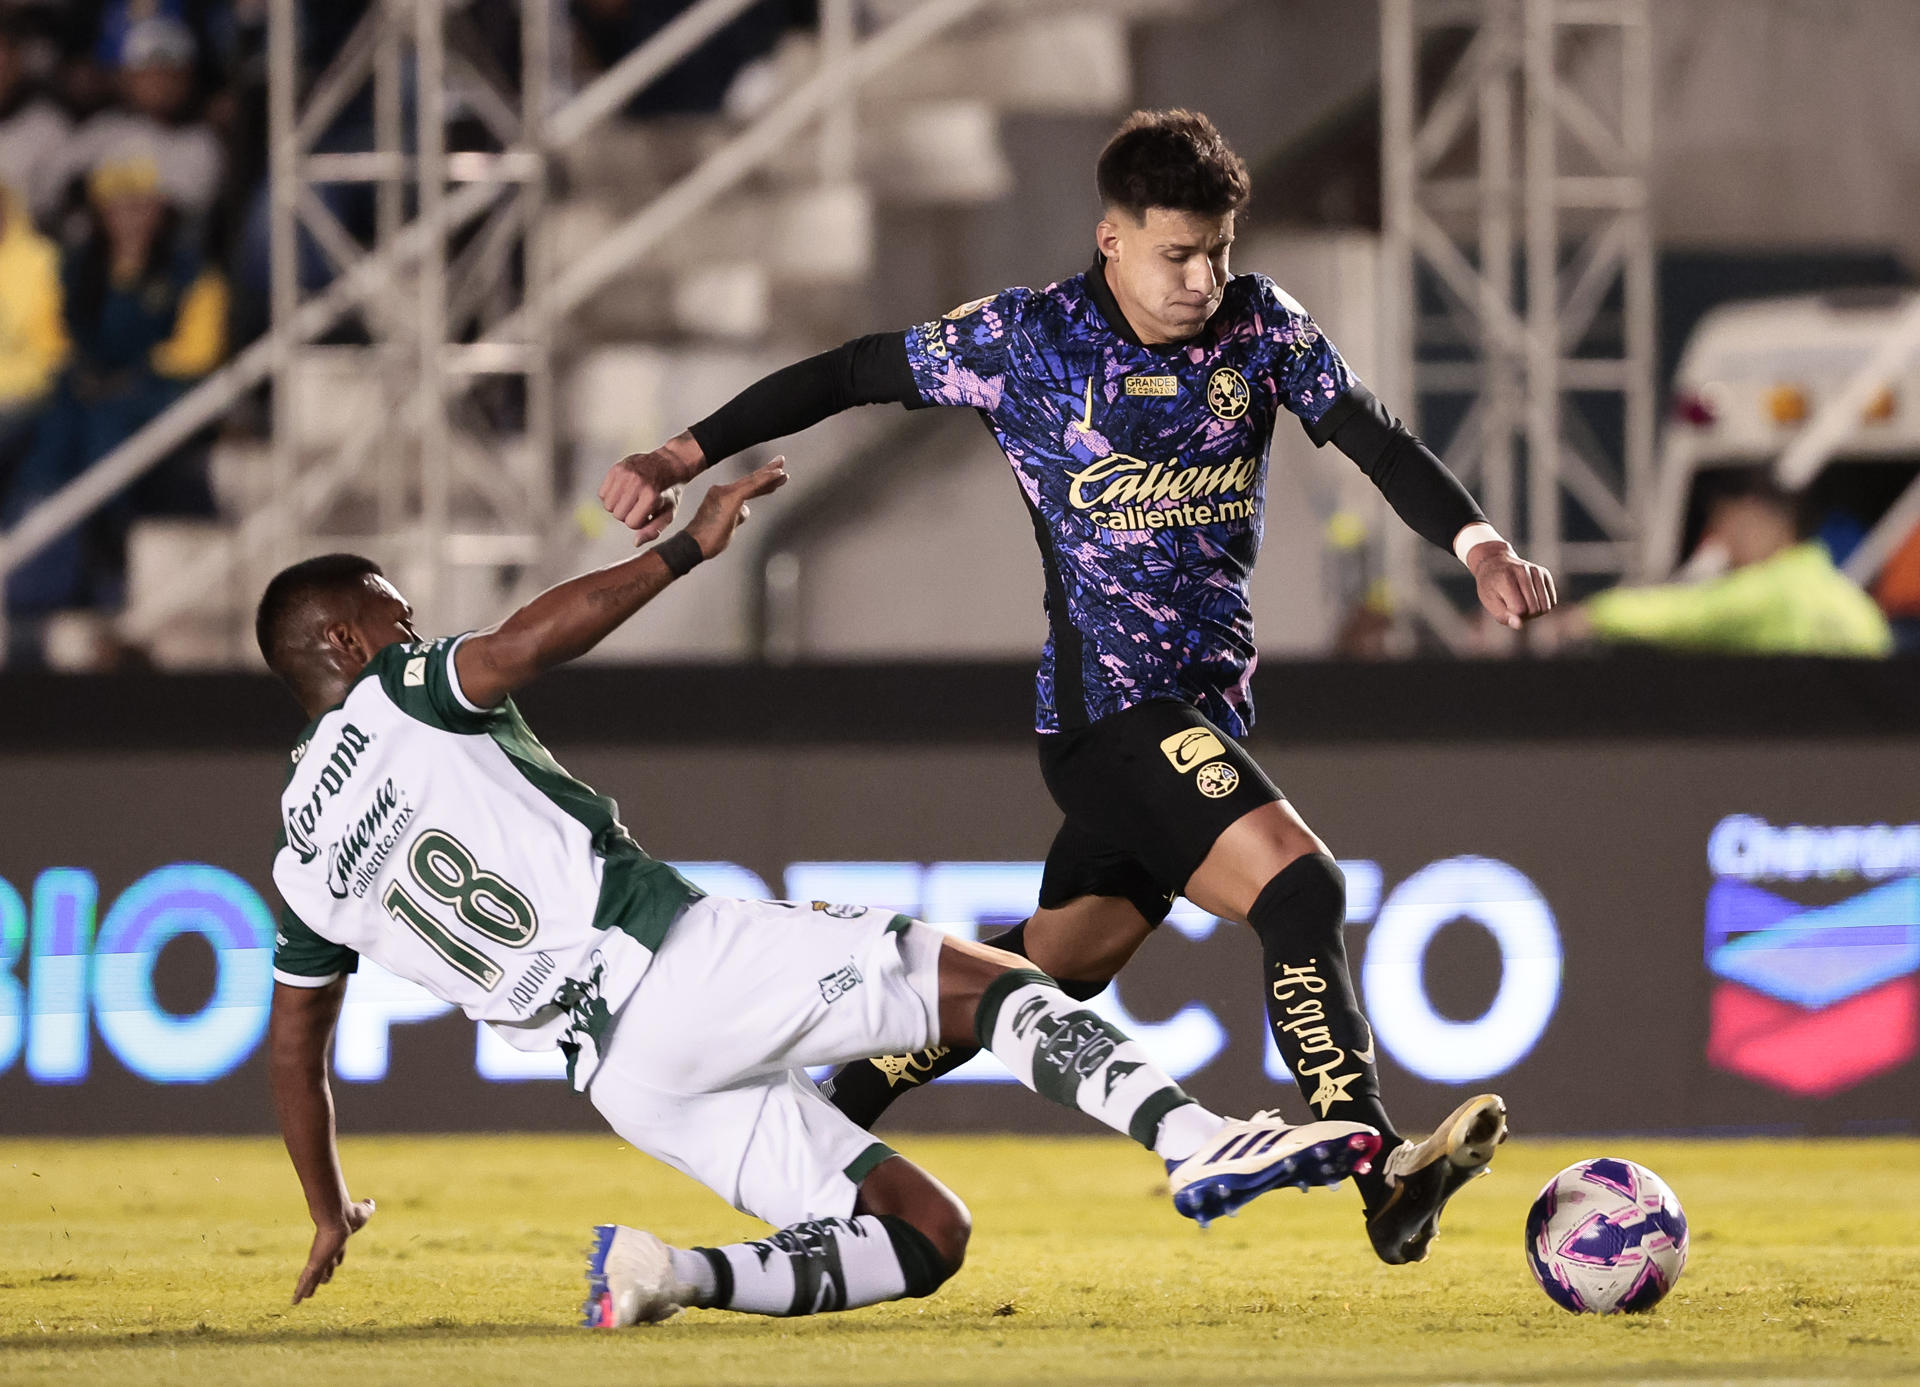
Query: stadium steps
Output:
[[547, 0, 1166, 345], [117, 0, 1200, 664]]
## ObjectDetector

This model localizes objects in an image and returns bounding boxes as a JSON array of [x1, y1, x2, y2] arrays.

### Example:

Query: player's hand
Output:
[[599, 432, 707, 546], [681, 458, 790, 560], [1467, 540, 1557, 630], [292, 1197, 376, 1305]]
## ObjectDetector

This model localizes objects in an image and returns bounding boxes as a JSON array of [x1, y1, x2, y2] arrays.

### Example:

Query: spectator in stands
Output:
[[0, 11, 69, 223], [2, 153, 226, 666], [0, 185, 65, 461], [1547, 475, 1892, 657], [54, 16, 224, 230]]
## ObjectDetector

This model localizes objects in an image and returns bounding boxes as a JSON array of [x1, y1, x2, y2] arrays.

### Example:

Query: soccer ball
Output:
[[1524, 1158, 1688, 1313]]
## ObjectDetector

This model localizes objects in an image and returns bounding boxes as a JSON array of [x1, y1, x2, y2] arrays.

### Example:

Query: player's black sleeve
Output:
[[1308, 384, 1487, 552], [686, 332, 921, 466]]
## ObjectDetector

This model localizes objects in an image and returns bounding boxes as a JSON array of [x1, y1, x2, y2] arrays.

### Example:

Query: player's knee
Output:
[[920, 1193, 972, 1279], [860, 1157, 971, 1292], [1248, 851, 1346, 946], [878, 1194, 970, 1298]]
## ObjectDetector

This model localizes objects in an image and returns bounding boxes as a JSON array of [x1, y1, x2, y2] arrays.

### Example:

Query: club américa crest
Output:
[[1195, 760, 1240, 798], [1207, 367, 1251, 420]]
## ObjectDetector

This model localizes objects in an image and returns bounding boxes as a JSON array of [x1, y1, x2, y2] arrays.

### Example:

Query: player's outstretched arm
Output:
[[1312, 383, 1557, 628], [269, 977, 376, 1305], [599, 333, 919, 542], [459, 458, 788, 706]]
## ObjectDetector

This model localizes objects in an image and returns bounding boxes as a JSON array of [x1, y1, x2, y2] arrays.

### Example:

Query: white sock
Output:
[[687, 1215, 944, 1316], [1152, 1100, 1230, 1163], [666, 1245, 717, 1305], [977, 968, 1214, 1151]]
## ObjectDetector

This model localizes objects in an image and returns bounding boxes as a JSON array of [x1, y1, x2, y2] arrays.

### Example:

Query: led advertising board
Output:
[[2, 737, 1916, 1135]]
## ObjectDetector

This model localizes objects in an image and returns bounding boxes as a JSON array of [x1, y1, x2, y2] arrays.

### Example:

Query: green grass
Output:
[[3, 1134, 1918, 1385]]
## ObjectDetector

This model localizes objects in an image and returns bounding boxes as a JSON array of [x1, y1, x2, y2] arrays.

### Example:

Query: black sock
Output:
[[1247, 854, 1403, 1210], [820, 919, 1109, 1128]]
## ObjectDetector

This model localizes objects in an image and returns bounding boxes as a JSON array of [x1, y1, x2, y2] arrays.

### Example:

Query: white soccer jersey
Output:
[[271, 635, 700, 1088]]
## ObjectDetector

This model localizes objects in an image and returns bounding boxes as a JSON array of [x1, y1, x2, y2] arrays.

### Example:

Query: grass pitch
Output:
[[3, 1133, 1918, 1386]]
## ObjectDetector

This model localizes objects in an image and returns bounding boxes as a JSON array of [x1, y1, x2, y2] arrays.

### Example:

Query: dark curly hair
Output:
[[256, 552, 384, 675], [1096, 109, 1250, 221]]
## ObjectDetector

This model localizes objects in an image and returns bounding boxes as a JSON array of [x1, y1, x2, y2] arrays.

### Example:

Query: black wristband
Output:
[[655, 531, 705, 578]]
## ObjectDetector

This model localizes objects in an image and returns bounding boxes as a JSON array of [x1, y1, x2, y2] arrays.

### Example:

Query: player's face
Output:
[[347, 575, 422, 667], [1097, 207, 1235, 344]]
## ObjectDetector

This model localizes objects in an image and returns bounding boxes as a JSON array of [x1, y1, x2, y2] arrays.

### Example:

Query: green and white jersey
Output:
[[271, 635, 701, 1089]]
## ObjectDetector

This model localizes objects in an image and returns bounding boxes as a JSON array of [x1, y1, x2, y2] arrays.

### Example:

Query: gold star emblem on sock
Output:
[[1309, 1069, 1359, 1115], [872, 1046, 949, 1087]]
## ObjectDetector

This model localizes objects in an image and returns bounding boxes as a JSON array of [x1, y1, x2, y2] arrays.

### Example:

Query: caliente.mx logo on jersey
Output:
[[324, 777, 416, 900]]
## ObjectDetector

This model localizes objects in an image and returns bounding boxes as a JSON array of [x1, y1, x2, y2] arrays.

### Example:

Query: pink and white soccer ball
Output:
[[1525, 1158, 1688, 1313]]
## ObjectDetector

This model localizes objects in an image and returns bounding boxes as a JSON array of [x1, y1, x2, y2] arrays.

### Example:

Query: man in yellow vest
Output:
[[1555, 477, 1890, 657]]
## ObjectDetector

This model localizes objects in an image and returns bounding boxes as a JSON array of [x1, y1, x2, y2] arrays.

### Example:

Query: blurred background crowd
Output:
[[0, 0, 823, 666], [0, 0, 1914, 670]]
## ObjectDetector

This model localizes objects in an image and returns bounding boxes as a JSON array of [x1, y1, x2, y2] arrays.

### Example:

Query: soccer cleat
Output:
[[1365, 1093, 1509, 1266], [1166, 1113, 1381, 1228], [582, 1224, 692, 1328]]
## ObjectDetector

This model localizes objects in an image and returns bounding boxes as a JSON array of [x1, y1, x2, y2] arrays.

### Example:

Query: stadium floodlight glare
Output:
[[1362, 856, 1563, 1084]]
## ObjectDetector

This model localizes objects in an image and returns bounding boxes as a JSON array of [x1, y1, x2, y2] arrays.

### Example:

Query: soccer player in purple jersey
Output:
[[598, 110, 1556, 1265]]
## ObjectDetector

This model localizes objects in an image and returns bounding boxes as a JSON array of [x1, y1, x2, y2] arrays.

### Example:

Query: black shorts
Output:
[[1035, 697, 1285, 925]]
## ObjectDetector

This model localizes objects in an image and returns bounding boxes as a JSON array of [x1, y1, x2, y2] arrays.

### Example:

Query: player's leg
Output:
[[1039, 697, 1505, 1263], [746, 900, 1251, 1168], [1183, 780, 1507, 1265], [1183, 799, 1400, 1141], [583, 897, 1370, 1326], [820, 822, 1163, 1126], [931, 931, 1379, 1225], [585, 1068, 972, 1324], [1032, 701, 1402, 1140]]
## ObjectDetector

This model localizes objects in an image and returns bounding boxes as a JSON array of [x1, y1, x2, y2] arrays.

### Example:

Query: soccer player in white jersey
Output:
[[260, 458, 1384, 1326]]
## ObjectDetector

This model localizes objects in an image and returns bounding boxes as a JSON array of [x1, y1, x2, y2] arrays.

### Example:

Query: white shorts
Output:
[[588, 896, 947, 1228]]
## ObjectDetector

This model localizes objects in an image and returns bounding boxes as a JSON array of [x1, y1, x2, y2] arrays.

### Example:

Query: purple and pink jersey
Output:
[[902, 262, 1356, 736]]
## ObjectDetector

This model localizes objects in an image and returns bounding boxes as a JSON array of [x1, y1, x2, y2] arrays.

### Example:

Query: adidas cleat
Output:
[[1365, 1093, 1508, 1266], [1168, 1113, 1381, 1228], [582, 1224, 690, 1328]]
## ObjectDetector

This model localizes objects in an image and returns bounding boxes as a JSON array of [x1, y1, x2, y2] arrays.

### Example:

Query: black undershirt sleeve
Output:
[[686, 331, 922, 467], [1306, 384, 1487, 553]]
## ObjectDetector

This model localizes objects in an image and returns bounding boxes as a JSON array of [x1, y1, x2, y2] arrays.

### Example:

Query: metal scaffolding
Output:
[[1381, 0, 1654, 644], [264, 0, 561, 626], [0, 0, 1005, 659]]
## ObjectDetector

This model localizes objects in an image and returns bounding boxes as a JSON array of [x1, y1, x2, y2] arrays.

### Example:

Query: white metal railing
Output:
[[0, 0, 980, 653], [486, 0, 983, 341], [1775, 293, 1920, 491]]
